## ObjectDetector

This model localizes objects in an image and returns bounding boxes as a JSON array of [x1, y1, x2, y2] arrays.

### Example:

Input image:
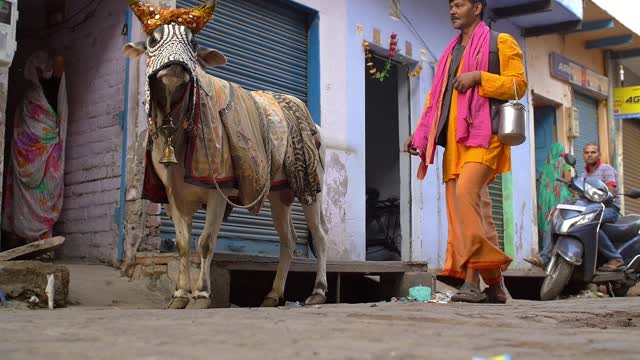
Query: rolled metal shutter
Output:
[[489, 174, 505, 250], [161, 0, 311, 256], [178, 0, 308, 101], [160, 203, 310, 256], [573, 92, 600, 172], [623, 120, 640, 215]]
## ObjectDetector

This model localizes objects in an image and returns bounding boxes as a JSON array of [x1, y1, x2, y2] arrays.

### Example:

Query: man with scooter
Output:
[[525, 143, 625, 272]]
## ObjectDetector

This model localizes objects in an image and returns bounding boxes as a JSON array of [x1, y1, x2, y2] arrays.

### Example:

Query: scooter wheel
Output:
[[540, 257, 574, 301]]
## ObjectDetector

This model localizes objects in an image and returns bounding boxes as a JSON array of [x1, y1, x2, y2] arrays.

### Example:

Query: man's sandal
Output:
[[451, 284, 488, 303], [482, 287, 508, 304], [524, 255, 544, 268], [597, 262, 625, 272]]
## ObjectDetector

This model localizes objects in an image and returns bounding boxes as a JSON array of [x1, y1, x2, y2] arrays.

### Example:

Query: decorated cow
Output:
[[123, 0, 328, 309]]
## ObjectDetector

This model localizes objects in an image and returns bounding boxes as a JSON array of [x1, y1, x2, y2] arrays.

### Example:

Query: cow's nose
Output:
[[157, 64, 189, 87], [157, 64, 182, 79]]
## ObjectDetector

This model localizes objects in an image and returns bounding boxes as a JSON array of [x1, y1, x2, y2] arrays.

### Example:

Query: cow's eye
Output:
[[148, 36, 159, 48]]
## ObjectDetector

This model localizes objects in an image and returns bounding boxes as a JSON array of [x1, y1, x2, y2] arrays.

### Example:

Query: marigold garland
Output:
[[363, 33, 399, 82], [409, 64, 424, 78]]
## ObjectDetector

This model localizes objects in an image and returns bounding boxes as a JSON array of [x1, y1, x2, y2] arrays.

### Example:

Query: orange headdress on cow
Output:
[[127, 0, 216, 34]]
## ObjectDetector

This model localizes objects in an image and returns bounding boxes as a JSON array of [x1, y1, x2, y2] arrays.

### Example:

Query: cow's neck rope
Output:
[[200, 84, 272, 210]]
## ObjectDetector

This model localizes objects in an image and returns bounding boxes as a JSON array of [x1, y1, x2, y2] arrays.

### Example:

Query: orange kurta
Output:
[[430, 33, 528, 280], [442, 33, 527, 183]]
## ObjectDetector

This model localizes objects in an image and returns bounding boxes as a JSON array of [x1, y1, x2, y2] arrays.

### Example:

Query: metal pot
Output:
[[498, 80, 527, 146]]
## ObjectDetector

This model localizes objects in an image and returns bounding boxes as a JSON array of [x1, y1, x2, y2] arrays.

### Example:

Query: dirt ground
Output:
[[1, 264, 639, 360], [62, 263, 168, 309]]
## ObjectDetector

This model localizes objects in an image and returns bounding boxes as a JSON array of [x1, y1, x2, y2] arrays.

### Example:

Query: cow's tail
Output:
[[314, 123, 327, 231], [315, 123, 325, 171]]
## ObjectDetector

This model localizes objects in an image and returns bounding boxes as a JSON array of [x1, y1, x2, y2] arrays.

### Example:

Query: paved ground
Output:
[[1, 264, 639, 359]]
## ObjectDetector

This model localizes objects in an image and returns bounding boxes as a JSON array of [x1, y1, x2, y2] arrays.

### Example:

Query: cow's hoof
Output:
[[305, 293, 327, 305], [166, 296, 190, 310], [260, 296, 280, 308], [186, 297, 211, 310]]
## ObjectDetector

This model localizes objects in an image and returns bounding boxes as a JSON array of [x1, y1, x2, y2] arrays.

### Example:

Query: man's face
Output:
[[449, 0, 481, 30], [583, 145, 601, 167]]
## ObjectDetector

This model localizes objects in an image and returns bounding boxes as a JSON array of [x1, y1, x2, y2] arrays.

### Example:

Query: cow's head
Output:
[[122, 0, 226, 117], [123, 25, 226, 107]]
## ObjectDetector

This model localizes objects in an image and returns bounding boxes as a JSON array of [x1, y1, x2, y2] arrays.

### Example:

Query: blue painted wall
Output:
[[290, 0, 537, 266], [346, 0, 457, 264]]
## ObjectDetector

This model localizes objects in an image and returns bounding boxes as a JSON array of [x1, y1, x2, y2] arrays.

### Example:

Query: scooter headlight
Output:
[[553, 205, 598, 233], [584, 182, 607, 203], [573, 211, 598, 227]]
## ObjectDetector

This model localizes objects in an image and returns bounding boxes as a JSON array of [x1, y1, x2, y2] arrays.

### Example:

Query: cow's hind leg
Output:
[[166, 204, 195, 310], [303, 197, 328, 305], [187, 192, 227, 309], [261, 191, 295, 307]]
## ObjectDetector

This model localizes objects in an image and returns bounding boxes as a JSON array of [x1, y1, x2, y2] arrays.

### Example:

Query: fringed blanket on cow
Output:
[[142, 66, 321, 214]]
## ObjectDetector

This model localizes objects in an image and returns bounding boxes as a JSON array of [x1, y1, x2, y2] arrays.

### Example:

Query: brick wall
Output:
[[54, 0, 129, 264]]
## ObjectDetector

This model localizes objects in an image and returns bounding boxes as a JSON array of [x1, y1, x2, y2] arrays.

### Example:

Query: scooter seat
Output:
[[602, 221, 640, 242], [617, 214, 640, 224]]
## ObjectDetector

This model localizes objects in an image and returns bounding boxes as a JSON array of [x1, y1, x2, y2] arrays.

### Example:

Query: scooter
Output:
[[540, 154, 640, 301]]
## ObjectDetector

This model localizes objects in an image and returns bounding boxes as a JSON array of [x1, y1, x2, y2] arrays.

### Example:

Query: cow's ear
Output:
[[197, 47, 227, 68], [122, 42, 146, 59]]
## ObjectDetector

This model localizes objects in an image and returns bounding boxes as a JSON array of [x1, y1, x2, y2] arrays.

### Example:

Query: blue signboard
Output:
[[550, 53, 609, 98]]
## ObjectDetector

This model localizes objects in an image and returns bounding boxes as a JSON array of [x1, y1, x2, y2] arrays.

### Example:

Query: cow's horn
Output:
[[127, 0, 171, 29], [202, 0, 217, 15]]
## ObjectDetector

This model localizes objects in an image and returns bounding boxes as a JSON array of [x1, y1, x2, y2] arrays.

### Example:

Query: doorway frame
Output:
[[365, 42, 419, 263]]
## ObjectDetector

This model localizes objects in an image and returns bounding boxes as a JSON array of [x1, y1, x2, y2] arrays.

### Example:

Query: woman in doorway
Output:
[[2, 50, 68, 243]]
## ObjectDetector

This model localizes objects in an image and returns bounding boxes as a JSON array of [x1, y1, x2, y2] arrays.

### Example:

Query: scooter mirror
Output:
[[626, 189, 640, 199], [564, 153, 577, 167]]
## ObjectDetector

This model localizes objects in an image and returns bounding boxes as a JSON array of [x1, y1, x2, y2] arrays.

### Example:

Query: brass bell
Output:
[[160, 137, 178, 165]]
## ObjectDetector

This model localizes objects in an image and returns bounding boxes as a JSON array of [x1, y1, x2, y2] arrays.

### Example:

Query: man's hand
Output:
[[453, 71, 481, 93], [403, 134, 419, 156]]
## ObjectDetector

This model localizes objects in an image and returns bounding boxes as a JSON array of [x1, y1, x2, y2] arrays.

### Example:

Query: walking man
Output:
[[404, 0, 528, 303]]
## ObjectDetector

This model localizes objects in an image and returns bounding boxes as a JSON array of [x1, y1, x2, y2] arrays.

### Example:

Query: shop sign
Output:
[[614, 86, 640, 119], [550, 52, 608, 98]]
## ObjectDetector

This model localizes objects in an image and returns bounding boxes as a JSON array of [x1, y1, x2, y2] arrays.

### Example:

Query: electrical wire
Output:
[[21, 0, 105, 38], [398, 6, 439, 62], [50, 0, 100, 28], [61, 0, 105, 32]]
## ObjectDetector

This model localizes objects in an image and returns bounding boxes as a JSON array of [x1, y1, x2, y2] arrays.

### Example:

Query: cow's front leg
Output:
[[188, 192, 227, 309], [166, 206, 194, 310]]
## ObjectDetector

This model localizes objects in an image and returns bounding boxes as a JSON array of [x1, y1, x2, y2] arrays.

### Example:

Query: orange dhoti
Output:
[[440, 162, 512, 284], [439, 89, 513, 283]]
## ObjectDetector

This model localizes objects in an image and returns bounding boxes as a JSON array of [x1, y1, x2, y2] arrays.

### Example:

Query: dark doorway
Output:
[[365, 56, 403, 261]]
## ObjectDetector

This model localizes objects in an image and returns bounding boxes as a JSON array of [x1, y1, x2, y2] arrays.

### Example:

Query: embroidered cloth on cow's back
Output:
[[185, 69, 272, 213], [142, 66, 322, 212]]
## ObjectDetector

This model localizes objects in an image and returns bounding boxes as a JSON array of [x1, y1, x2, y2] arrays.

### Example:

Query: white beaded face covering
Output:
[[144, 24, 200, 118]]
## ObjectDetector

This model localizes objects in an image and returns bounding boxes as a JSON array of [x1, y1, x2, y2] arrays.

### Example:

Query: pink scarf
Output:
[[412, 22, 492, 179]]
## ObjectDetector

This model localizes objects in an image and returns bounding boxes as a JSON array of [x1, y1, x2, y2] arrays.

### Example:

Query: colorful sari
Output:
[[2, 51, 68, 240], [536, 142, 572, 245]]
